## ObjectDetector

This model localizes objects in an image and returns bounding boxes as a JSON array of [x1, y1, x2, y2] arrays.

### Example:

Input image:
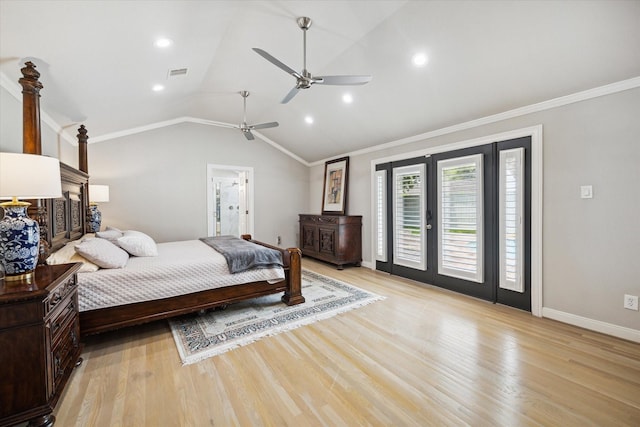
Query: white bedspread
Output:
[[77, 240, 285, 312]]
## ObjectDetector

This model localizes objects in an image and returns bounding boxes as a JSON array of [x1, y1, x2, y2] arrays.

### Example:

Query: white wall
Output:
[[0, 85, 77, 163], [309, 87, 640, 337], [0, 86, 21, 152], [87, 122, 308, 248]]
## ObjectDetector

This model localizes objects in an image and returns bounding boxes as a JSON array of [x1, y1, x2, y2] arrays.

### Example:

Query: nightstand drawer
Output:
[[49, 296, 78, 347], [44, 273, 78, 317], [50, 317, 80, 393]]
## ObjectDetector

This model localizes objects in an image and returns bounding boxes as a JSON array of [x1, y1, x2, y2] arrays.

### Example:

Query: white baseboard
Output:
[[542, 307, 640, 343]]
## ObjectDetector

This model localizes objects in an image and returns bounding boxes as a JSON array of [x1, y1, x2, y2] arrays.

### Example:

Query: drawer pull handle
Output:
[[54, 354, 63, 376], [50, 294, 62, 306]]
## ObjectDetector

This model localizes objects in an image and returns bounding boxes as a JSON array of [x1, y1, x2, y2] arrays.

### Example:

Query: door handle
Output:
[[425, 224, 432, 230]]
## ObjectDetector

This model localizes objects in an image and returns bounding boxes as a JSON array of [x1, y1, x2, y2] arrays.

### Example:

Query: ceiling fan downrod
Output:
[[298, 17, 312, 82], [240, 90, 249, 126]]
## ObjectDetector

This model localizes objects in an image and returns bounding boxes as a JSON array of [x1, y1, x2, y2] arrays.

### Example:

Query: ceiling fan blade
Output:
[[250, 121, 279, 130], [281, 87, 300, 104], [243, 131, 255, 141], [252, 48, 301, 78], [315, 75, 372, 86]]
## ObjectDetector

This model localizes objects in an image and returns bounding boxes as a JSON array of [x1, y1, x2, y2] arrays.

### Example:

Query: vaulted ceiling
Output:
[[1, 0, 639, 164]]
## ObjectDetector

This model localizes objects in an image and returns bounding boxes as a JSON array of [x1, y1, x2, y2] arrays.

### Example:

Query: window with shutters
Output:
[[499, 148, 524, 292], [437, 154, 484, 282], [392, 164, 426, 270]]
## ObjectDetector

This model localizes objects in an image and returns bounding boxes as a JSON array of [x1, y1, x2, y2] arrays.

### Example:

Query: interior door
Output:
[[207, 165, 252, 238], [217, 177, 240, 236]]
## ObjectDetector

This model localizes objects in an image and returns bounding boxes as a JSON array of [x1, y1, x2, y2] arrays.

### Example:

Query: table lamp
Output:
[[88, 184, 109, 232], [0, 152, 62, 281]]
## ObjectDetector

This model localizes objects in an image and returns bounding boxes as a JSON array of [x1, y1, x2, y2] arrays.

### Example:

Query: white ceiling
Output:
[[1, 0, 639, 164]]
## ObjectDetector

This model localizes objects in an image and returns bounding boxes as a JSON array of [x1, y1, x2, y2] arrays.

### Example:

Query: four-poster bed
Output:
[[16, 61, 305, 336]]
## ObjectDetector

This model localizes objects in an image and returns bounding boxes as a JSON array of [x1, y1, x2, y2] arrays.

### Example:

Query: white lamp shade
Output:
[[89, 184, 109, 203], [0, 152, 62, 199]]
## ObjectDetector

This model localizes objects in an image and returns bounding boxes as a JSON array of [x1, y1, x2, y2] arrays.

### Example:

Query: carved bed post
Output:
[[78, 125, 88, 173], [18, 61, 51, 263], [282, 247, 305, 305], [77, 125, 92, 233], [19, 61, 43, 155]]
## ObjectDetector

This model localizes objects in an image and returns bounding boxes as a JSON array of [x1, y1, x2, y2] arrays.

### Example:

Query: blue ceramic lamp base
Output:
[[0, 201, 40, 281], [89, 204, 102, 233]]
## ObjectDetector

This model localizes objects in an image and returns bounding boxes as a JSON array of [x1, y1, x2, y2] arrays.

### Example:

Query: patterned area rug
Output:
[[169, 269, 384, 365]]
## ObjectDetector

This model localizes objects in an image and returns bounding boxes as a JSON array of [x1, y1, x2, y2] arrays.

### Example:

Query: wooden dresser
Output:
[[299, 214, 362, 269], [0, 263, 82, 427]]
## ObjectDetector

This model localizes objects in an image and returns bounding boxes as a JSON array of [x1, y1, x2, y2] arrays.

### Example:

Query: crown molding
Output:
[[3, 68, 638, 167], [309, 76, 640, 167], [88, 116, 311, 166]]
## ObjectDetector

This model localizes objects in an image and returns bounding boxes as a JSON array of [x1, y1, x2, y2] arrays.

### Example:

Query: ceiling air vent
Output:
[[168, 68, 188, 78]]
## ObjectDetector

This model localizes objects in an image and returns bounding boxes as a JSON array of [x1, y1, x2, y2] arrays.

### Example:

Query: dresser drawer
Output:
[[50, 316, 80, 394], [43, 272, 78, 318], [48, 296, 78, 347]]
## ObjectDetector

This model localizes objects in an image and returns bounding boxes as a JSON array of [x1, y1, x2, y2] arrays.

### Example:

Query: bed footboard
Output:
[[80, 236, 304, 336], [241, 235, 305, 306]]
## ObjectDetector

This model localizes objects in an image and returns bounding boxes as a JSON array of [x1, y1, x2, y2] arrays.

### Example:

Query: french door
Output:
[[375, 137, 531, 311]]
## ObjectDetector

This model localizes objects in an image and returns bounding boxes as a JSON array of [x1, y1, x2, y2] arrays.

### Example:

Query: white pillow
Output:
[[117, 230, 158, 257], [96, 229, 123, 245], [46, 240, 100, 273], [75, 238, 129, 269]]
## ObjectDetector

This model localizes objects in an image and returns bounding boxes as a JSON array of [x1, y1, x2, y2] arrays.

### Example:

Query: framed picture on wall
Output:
[[322, 156, 349, 215]]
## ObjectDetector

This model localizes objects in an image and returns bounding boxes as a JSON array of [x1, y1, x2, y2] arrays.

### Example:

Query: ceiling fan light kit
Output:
[[253, 16, 372, 104]]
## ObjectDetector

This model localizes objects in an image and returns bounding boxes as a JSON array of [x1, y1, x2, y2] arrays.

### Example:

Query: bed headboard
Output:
[[18, 61, 91, 255], [46, 163, 90, 252]]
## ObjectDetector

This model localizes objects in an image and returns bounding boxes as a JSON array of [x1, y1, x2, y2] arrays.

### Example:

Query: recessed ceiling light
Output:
[[154, 38, 173, 48], [152, 84, 165, 92], [342, 93, 353, 104], [412, 52, 428, 67], [304, 115, 314, 124]]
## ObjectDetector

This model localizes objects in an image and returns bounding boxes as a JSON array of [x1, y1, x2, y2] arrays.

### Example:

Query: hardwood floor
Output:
[[55, 259, 640, 426]]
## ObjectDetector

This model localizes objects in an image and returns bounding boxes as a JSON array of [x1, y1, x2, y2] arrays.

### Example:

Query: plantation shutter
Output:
[[437, 154, 484, 282], [392, 164, 426, 270], [374, 170, 388, 262], [499, 148, 524, 292]]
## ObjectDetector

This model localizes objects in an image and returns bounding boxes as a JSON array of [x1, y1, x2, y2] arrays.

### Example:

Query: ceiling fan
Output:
[[233, 91, 278, 140], [253, 16, 372, 104]]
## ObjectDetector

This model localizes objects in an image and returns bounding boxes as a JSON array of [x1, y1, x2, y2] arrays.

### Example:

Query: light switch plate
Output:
[[580, 185, 593, 199]]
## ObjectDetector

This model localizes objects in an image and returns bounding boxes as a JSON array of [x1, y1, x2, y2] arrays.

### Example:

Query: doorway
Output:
[[206, 164, 254, 238], [374, 136, 532, 312]]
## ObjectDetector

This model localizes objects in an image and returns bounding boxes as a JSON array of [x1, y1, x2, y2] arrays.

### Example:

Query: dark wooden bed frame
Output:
[[18, 61, 305, 337]]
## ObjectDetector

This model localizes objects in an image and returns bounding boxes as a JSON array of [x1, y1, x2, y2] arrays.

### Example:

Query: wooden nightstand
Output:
[[0, 263, 83, 427]]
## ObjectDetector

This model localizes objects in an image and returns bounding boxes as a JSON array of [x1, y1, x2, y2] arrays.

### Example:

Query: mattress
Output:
[[77, 240, 285, 312]]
